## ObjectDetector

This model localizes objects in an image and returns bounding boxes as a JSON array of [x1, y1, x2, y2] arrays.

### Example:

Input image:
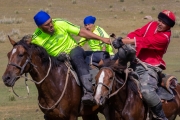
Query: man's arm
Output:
[[122, 38, 135, 44], [78, 28, 110, 44]]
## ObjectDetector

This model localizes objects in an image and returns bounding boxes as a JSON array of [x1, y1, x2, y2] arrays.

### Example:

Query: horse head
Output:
[[94, 59, 126, 106], [2, 36, 33, 87]]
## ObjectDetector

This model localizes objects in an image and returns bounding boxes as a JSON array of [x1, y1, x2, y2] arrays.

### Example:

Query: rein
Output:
[[95, 67, 115, 97], [38, 61, 71, 110], [28, 57, 51, 84], [96, 67, 131, 99], [8, 57, 51, 98], [9, 52, 72, 110], [109, 68, 130, 98]]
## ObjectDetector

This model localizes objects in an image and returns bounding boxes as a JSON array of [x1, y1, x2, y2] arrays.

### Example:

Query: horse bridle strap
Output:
[[8, 57, 34, 75], [95, 67, 115, 97], [30, 57, 51, 84], [109, 68, 130, 98]]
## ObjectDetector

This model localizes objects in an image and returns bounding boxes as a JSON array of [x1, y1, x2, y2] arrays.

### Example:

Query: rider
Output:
[[79, 15, 114, 58], [112, 10, 176, 120], [31, 10, 110, 105]]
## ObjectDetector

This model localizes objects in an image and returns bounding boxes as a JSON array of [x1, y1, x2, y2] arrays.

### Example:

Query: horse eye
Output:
[[18, 54, 23, 57], [110, 76, 113, 80]]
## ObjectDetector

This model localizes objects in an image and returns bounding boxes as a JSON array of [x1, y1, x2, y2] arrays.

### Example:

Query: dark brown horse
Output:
[[94, 60, 180, 120], [2, 36, 107, 120]]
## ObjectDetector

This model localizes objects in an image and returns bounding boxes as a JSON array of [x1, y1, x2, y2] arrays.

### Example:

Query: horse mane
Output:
[[101, 59, 139, 95], [15, 36, 63, 68], [100, 59, 127, 73]]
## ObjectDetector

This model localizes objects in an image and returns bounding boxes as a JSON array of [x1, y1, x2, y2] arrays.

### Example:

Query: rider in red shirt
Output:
[[127, 20, 171, 70], [113, 10, 176, 120]]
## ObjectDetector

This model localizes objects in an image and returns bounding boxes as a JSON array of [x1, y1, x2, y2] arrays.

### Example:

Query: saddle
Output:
[[157, 74, 178, 101], [129, 71, 178, 101], [85, 51, 111, 84], [85, 51, 110, 67], [57, 51, 110, 86]]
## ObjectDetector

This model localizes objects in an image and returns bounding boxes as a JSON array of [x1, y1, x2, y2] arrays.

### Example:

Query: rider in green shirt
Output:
[[32, 18, 79, 56], [79, 16, 114, 57], [32, 10, 110, 105]]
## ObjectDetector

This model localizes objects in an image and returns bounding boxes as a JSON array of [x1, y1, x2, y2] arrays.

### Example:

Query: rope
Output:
[[38, 62, 71, 110], [109, 37, 116, 54], [109, 68, 130, 98]]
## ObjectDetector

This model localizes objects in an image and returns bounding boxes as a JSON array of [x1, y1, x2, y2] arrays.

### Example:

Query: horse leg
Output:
[[44, 115, 46, 120], [100, 104, 111, 120]]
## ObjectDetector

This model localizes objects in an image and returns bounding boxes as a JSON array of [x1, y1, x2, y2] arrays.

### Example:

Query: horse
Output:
[[94, 59, 180, 120], [2, 36, 108, 120], [94, 59, 147, 120]]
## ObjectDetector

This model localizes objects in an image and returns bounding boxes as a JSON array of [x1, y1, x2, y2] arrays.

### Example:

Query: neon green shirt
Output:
[[31, 18, 80, 57], [79, 26, 114, 55]]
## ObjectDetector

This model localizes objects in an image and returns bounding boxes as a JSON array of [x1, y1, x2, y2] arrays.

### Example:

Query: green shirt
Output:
[[79, 26, 114, 55], [31, 18, 80, 57]]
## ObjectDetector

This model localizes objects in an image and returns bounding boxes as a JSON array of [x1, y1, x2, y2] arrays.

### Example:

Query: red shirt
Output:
[[127, 21, 171, 70]]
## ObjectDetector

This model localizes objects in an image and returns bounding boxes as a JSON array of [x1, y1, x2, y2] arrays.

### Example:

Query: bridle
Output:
[[8, 49, 51, 84], [8, 56, 36, 76], [95, 67, 115, 98], [7, 45, 71, 110], [95, 67, 129, 99]]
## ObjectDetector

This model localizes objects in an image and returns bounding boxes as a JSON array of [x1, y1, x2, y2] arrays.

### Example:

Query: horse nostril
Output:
[[2, 75, 10, 83]]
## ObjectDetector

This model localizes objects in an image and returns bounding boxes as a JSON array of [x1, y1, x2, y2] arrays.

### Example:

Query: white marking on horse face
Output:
[[94, 70, 105, 104], [10, 48, 17, 61]]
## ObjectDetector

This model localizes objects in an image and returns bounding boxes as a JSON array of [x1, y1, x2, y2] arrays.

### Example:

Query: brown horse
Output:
[[94, 60, 180, 120], [2, 36, 107, 120]]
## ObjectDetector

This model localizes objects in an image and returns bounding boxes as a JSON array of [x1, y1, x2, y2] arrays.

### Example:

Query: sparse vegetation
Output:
[[114, 15, 118, 19], [176, 17, 180, 26], [140, 11, 144, 14], [152, 7, 155, 10], [9, 94, 16, 101], [0, 31, 6, 42], [0, 0, 180, 120], [172, 30, 180, 38], [72, 0, 76, 4], [109, 5, 113, 8], [122, 6, 126, 11], [0, 17, 24, 24]]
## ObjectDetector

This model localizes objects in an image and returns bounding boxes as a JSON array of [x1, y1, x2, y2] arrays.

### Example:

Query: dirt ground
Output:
[[0, 0, 180, 119]]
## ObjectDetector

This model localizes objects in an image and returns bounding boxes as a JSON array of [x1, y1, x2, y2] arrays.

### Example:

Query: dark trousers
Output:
[[70, 46, 92, 77]]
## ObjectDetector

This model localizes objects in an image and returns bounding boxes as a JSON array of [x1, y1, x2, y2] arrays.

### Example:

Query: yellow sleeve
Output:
[[78, 37, 87, 46]]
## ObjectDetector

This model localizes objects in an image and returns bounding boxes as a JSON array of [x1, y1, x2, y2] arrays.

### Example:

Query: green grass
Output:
[[0, 0, 180, 119]]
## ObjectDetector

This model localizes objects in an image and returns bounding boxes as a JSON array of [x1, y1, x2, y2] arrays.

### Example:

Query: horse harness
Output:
[[95, 67, 131, 99], [8, 49, 74, 110]]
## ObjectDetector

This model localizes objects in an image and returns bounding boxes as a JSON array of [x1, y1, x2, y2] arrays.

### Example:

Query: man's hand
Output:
[[112, 37, 124, 49], [102, 38, 111, 44]]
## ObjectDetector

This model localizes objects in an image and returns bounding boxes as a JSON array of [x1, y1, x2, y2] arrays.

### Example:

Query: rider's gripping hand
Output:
[[112, 37, 124, 49]]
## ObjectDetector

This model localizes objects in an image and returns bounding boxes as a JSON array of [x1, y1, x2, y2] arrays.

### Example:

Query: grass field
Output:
[[0, 0, 180, 119]]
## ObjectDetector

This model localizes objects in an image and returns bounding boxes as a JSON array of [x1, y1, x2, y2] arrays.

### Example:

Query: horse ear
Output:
[[98, 59, 104, 67], [8, 35, 16, 46], [26, 37, 32, 45], [115, 59, 119, 65]]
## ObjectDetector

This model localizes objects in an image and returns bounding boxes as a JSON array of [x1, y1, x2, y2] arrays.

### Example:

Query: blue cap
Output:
[[84, 16, 96, 25], [34, 10, 51, 26]]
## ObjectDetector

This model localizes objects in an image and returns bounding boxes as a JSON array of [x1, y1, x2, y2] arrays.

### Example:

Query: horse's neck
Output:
[[29, 59, 66, 101]]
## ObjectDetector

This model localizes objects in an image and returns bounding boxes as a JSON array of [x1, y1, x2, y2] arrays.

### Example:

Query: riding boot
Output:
[[80, 74, 95, 105], [150, 102, 168, 120], [89, 68, 99, 85]]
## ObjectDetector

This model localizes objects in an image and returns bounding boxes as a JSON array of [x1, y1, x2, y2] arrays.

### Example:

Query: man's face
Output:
[[157, 19, 171, 32], [39, 18, 54, 35], [84, 24, 95, 32]]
